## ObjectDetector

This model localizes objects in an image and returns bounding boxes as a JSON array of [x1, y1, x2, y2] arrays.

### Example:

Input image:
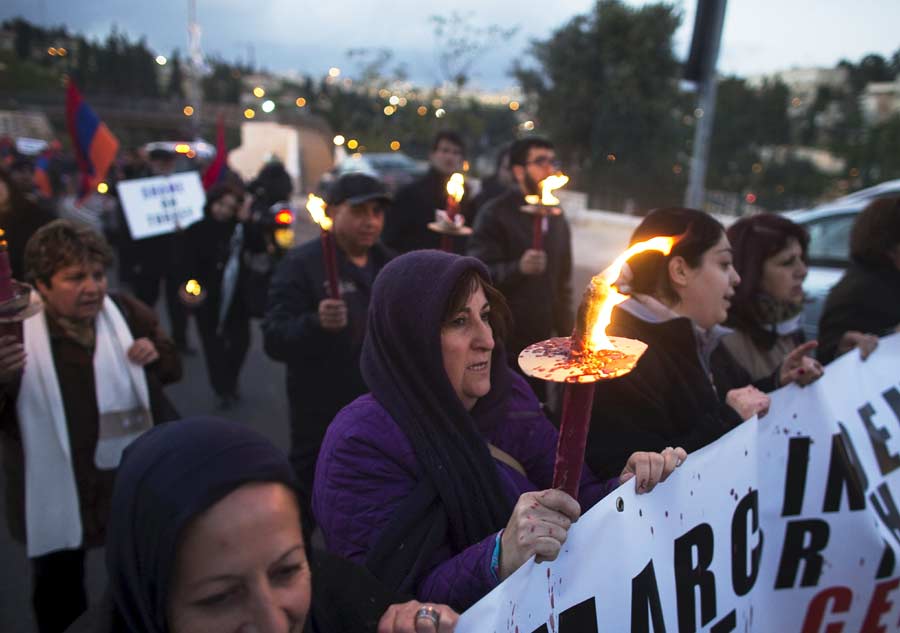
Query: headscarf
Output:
[[360, 250, 514, 587], [105, 417, 298, 633]]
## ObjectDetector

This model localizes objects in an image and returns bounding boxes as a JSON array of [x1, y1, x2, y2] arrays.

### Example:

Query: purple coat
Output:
[[313, 372, 618, 610]]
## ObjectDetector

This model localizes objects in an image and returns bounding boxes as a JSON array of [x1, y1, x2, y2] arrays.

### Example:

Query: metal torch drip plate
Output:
[[427, 221, 473, 236], [519, 204, 563, 217], [518, 336, 648, 383]]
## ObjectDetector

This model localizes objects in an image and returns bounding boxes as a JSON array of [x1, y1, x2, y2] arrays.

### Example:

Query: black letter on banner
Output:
[[823, 433, 867, 512], [674, 523, 716, 633], [782, 437, 811, 516], [732, 490, 763, 596], [870, 482, 900, 548], [632, 560, 667, 633], [710, 611, 736, 633], [559, 597, 598, 632], [858, 402, 900, 476], [775, 519, 829, 588], [877, 541, 896, 579], [526, 598, 599, 633]]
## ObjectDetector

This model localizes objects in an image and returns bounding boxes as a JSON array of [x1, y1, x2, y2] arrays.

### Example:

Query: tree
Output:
[[515, 0, 685, 211], [430, 12, 518, 91]]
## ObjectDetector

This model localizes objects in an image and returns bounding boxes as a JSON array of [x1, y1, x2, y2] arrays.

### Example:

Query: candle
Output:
[[532, 215, 544, 251], [306, 194, 341, 300], [552, 382, 597, 497], [0, 231, 14, 303]]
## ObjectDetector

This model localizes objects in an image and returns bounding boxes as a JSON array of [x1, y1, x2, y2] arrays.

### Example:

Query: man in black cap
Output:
[[262, 172, 394, 539]]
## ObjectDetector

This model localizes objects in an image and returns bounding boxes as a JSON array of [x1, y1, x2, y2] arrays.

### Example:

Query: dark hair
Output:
[[203, 182, 244, 217], [850, 197, 900, 269], [509, 137, 554, 167], [0, 167, 34, 213], [726, 213, 809, 348], [24, 219, 114, 286], [627, 207, 725, 304], [443, 269, 511, 343], [431, 130, 466, 155]]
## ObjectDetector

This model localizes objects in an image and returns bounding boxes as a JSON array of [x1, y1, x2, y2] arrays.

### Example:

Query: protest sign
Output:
[[116, 171, 205, 240], [458, 334, 900, 632]]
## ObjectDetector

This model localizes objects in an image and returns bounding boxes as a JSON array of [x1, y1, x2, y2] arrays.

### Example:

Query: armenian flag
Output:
[[202, 114, 227, 190], [33, 152, 53, 198], [65, 80, 119, 197]]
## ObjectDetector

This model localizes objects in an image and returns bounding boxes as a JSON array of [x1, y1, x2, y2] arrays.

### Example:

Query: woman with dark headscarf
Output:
[[312, 250, 684, 612], [723, 213, 824, 385], [818, 197, 899, 364], [583, 208, 771, 480], [67, 416, 460, 633]]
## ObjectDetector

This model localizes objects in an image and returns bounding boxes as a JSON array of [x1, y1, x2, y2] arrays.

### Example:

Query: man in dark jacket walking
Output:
[[382, 130, 466, 253], [467, 137, 573, 401], [262, 173, 393, 538]]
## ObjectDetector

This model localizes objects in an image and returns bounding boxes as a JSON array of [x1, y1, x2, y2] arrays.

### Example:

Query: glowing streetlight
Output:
[[509, 101, 520, 111], [383, 105, 395, 116], [390, 140, 401, 151], [97, 182, 109, 194], [347, 139, 359, 150], [261, 100, 275, 113], [328, 67, 341, 78], [333, 135, 346, 146], [435, 108, 446, 118], [244, 108, 256, 119], [295, 97, 307, 108], [155, 55, 167, 65], [253, 86, 265, 98], [522, 120, 535, 131], [183, 106, 194, 116], [389, 95, 400, 106]]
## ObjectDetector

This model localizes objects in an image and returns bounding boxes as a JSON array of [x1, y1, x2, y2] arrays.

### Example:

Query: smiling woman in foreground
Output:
[[313, 250, 685, 612]]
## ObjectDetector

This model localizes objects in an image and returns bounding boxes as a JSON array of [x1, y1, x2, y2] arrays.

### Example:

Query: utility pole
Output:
[[187, 0, 203, 136], [684, 0, 728, 211]]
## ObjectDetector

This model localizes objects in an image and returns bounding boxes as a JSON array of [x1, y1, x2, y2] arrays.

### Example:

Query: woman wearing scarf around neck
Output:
[[66, 416, 459, 633], [583, 208, 773, 481], [0, 220, 181, 633], [724, 213, 878, 382], [312, 250, 685, 612]]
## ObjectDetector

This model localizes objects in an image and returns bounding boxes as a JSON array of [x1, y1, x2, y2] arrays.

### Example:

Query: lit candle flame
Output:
[[585, 236, 676, 351], [184, 279, 202, 297], [306, 194, 333, 232], [446, 172, 465, 204]]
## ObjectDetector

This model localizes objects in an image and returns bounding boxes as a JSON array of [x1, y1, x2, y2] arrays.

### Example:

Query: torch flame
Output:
[[586, 236, 676, 351], [446, 172, 465, 204], [184, 279, 202, 297], [306, 194, 333, 232], [537, 173, 569, 206]]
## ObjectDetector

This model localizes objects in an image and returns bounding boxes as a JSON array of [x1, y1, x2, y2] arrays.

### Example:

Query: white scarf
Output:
[[16, 295, 152, 557]]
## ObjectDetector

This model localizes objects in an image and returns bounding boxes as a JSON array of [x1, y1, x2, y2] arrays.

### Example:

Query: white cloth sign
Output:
[[458, 333, 900, 633], [116, 171, 205, 240]]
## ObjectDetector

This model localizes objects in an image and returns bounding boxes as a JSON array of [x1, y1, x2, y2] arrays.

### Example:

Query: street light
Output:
[[390, 141, 400, 151], [261, 100, 275, 113], [295, 97, 307, 108], [333, 135, 345, 146], [244, 108, 256, 119], [155, 55, 167, 65], [253, 86, 265, 98], [183, 106, 195, 117], [328, 67, 341, 78], [347, 139, 359, 150]]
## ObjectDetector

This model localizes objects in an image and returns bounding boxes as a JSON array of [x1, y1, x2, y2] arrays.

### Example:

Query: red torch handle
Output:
[[532, 215, 544, 251], [321, 229, 341, 300], [0, 247, 14, 303], [552, 381, 597, 498]]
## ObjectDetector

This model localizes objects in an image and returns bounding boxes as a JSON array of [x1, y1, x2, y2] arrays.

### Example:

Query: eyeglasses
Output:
[[526, 156, 561, 168]]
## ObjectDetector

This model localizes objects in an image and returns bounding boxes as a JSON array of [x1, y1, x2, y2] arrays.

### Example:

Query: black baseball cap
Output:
[[326, 172, 391, 206]]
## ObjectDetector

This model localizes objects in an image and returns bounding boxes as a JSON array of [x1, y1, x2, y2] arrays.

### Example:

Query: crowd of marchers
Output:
[[0, 130, 898, 633]]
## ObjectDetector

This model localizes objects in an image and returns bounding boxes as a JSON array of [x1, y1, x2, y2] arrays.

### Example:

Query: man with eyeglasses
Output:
[[382, 130, 466, 253], [468, 136, 573, 403]]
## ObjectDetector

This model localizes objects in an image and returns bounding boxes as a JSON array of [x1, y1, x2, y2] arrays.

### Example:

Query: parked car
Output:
[[785, 204, 860, 341], [318, 152, 426, 194]]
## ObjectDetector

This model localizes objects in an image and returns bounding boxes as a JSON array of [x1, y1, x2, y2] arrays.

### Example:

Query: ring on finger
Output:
[[415, 605, 441, 628]]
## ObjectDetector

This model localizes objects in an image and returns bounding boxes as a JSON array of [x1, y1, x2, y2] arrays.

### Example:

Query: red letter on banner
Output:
[[801, 586, 852, 633]]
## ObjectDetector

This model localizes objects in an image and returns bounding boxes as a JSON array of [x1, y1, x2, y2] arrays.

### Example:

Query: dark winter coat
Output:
[[382, 168, 467, 253], [817, 263, 900, 364]]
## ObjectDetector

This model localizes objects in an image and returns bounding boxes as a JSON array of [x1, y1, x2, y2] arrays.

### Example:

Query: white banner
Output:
[[116, 172, 205, 240], [459, 333, 900, 633]]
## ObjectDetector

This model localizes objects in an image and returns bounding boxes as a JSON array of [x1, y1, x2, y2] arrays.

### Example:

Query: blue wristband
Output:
[[490, 529, 503, 582]]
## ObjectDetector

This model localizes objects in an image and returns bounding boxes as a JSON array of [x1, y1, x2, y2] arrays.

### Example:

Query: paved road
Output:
[[0, 213, 635, 631]]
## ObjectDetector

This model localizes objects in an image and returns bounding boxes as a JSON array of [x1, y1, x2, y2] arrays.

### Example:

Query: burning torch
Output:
[[306, 194, 341, 299], [521, 174, 569, 251], [427, 172, 471, 252], [517, 236, 676, 497]]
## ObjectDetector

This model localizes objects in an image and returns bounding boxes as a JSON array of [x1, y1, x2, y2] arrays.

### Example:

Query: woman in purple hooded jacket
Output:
[[312, 251, 686, 611]]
